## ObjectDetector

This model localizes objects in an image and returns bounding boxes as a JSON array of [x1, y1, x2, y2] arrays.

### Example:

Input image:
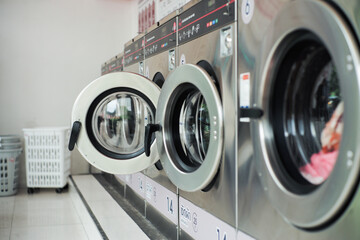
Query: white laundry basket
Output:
[[23, 127, 70, 193], [0, 135, 22, 196]]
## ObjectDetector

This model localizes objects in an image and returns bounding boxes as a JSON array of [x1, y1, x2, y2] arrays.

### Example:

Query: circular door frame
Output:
[[72, 72, 160, 174], [156, 64, 224, 192], [253, 1, 360, 229]]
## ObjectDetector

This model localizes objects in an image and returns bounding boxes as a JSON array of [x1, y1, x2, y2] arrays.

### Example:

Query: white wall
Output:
[[0, 0, 138, 188]]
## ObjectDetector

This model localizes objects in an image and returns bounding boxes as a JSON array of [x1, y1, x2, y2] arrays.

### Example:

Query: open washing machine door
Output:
[[250, 1, 360, 230], [69, 72, 160, 174], [145, 64, 223, 192], [70, 65, 223, 190]]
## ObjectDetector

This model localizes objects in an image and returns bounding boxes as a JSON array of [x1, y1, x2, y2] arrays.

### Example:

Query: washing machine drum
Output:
[[252, 0, 360, 229], [69, 65, 223, 191]]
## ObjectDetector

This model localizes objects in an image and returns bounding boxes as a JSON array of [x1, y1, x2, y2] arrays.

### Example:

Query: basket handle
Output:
[[68, 121, 81, 151]]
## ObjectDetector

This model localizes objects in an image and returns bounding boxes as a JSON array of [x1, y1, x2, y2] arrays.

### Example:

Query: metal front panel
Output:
[[145, 49, 176, 80], [237, 0, 360, 239], [143, 49, 177, 193], [123, 61, 145, 76], [334, 0, 360, 40], [177, 23, 237, 227]]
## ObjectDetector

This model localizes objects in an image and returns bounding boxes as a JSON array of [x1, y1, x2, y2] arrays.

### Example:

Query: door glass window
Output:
[[179, 90, 210, 167], [271, 31, 343, 188], [91, 92, 154, 156], [168, 84, 212, 172]]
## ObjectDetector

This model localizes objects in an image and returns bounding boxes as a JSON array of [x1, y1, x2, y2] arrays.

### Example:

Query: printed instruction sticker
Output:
[[240, 72, 250, 122], [145, 66, 150, 78], [241, 0, 255, 25], [180, 54, 186, 65]]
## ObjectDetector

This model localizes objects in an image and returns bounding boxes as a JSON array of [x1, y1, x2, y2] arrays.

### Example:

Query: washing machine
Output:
[[113, 52, 124, 72], [141, 12, 179, 239], [236, 0, 360, 239], [151, 0, 237, 239], [102, 52, 124, 76], [123, 34, 145, 75]]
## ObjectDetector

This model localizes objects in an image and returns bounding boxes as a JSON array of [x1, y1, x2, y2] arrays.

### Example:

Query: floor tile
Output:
[[0, 228, 11, 240], [98, 217, 149, 240], [68, 181, 99, 226], [10, 225, 88, 240], [88, 200, 129, 219], [73, 175, 151, 240], [72, 175, 113, 202], [82, 223, 103, 240], [0, 213, 13, 229], [12, 204, 81, 227], [0, 197, 15, 229]]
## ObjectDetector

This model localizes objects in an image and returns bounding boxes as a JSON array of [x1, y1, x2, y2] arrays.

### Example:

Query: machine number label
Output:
[[127, 173, 146, 198], [179, 197, 237, 239], [217, 227, 227, 240], [167, 196, 174, 215], [241, 0, 255, 24], [144, 176, 178, 224]]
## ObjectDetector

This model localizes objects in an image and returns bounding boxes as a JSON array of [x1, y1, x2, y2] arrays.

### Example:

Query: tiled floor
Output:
[[0, 175, 148, 240]]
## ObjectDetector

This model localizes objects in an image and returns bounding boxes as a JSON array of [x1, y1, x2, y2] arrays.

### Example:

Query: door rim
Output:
[[156, 64, 224, 192], [71, 72, 160, 174]]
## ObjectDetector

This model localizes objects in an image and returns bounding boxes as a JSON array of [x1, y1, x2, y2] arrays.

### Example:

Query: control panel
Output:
[[178, 0, 235, 45], [101, 55, 124, 75], [145, 17, 177, 58], [124, 37, 145, 67]]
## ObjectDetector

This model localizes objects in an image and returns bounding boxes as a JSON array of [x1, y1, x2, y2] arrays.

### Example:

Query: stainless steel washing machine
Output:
[[123, 34, 145, 75], [142, 12, 179, 239], [103, 52, 124, 75], [113, 52, 124, 72], [149, 0, 237, 239], [237, 0, 360, 239]]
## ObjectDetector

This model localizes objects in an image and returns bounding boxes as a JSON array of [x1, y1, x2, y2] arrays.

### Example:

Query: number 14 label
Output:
[[167, 196, 174, 215]]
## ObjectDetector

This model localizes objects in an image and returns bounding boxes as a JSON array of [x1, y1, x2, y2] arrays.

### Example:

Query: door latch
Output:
[[144, 124, 161, 157]]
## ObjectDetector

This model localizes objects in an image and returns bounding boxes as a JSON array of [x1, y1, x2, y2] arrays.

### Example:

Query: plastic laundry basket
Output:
[[23, 127, 70, 193], [0, 135, 22, 196]]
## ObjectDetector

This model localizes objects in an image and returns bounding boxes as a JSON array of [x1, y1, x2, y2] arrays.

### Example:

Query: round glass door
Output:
[[71, 72, 160, 174], [252, 0, 360, 229], [178, 90, 210, 170], [155, 64, 223, 192], [87, 89, 155, 159], [270, 33, 343, 190]]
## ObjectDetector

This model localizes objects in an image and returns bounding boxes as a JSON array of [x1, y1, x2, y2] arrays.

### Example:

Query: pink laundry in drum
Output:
[[300, 150, 338, 183]]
